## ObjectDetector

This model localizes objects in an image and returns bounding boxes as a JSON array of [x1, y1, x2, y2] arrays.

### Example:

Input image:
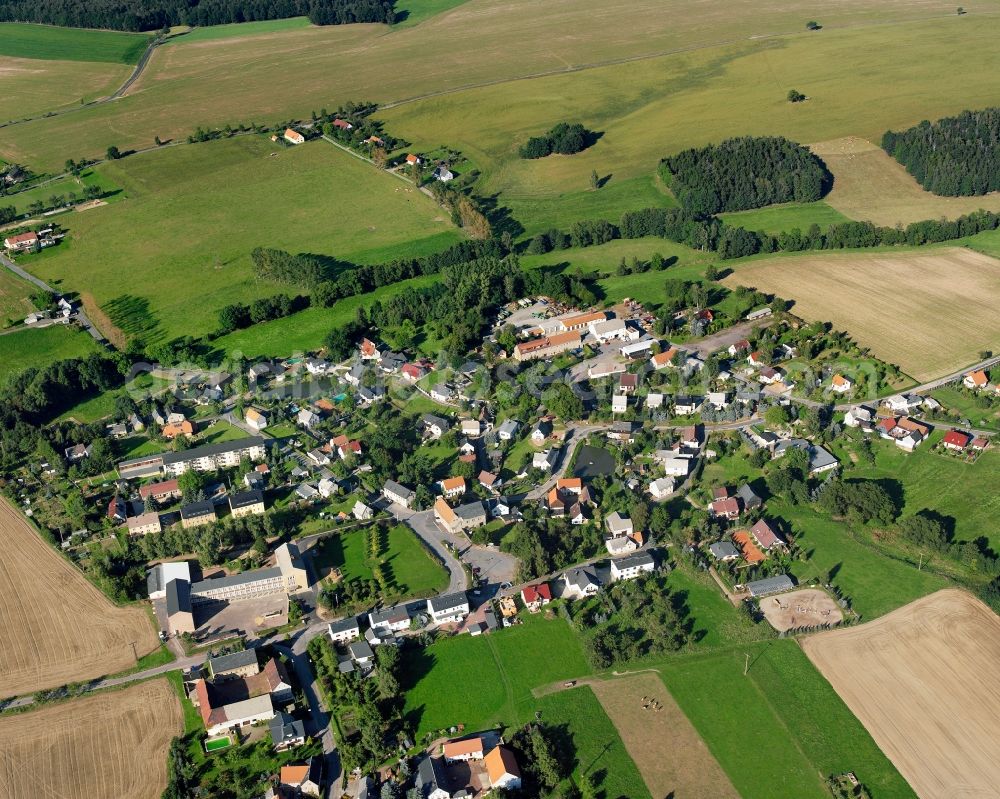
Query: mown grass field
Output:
[[720, 201, 850, 234], [0, 267, 36, 328], [0, 23, 149, 63], [401, 614, 589, 735], [929, 385, 1000, 431], [0, 324, 102, 384], [723, 247, 1000, 381], [653, 641, 916, 799], [0, 56, 131, 122], [1, 1, 985, 170], [22, 137, 458, 344], [812, 137, 1000, 226]]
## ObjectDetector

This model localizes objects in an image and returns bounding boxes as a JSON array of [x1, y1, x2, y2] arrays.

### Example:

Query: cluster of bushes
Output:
[[883, 108, 1000, 196], [661, 135, 830, 214], [216, 293, 309, 334], [0, 0, 396, 31], [251, 247, 329, 288], [0, 205, 16, 225], [519, 122, 593, 159]]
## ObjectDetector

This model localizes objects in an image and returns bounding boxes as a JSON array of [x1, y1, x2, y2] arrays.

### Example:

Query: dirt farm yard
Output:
[[0, 496, 160, 695], [0, 679, 182, 799], [760, 589, 844, 632], [802, 589, 1000, 799], [725, 247, 1000, 381], [589, 672, 739, 799]]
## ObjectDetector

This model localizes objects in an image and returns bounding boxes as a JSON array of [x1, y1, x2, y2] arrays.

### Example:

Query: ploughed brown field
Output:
[[724, 247, 1000, 381], [811, 137, 1000, 226], [589, 673, 739, 799], [0, 496, 160, 695], [802, 589, 1000, 799], [0, 679, 182, 799], [759, 588, 843, 632]]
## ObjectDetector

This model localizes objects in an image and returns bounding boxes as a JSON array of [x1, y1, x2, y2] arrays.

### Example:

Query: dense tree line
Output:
[[0, 205, 16, 225], [217, 293, 308, 334], [519, 122, 593, 159], [883, 108, 1000, 195], [0, 0, 394, 31], [250, 246, 329, 288], [661, 136, 831, 214]]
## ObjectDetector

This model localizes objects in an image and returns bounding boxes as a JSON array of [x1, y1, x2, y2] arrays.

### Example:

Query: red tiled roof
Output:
[[943, 430, 970, 449], [521, 583, 552, 603], [710, 497, 740, 517], [750, 519, 783, 550], [139, 479, 179, 499]]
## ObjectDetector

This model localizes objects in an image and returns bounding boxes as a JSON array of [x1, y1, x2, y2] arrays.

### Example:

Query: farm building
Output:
[[746, 574, 795, 598]]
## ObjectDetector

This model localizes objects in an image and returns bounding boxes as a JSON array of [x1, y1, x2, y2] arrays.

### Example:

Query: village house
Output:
[[140, 478, 181, 504], [428, 592, 470, 626], [606, 421, 636, 443], [562, 567, 601, 599], [443, 737, 485, 763], [383, 480, 416, 508], [208, 649, 260, 679], [431, 384, 453, 403], [4, 230, 39, 252], [749, 519, 786, 551], [674, 395, 702, 415], [709, 540, 741, 561], [513, 331, 582, 362], [422, 413, 452, 439], [728, 339, 751, 357], [461, 419, 482, 438], [369, 606, 411, 636], [844, 406, 874, 431], [478, 470, 501, 492], [353, 500, 374, 520], [328, 616, 361, 644], [830, 374, 854, 393], [588, 360, 626, 380], [64, 443, 91, 463], [229, 489, 265, 518], [416, 756, 450, 799], [610, 550, 655, 581], [280, 758, 322, 797], [646, 392, 664, 410], [180, 500, 217, 529], [710, 496, 741, 521], [648, 476, 675, 500], [943, 429, 972, 451], [283, 128, 305, 145], [270, 712, 306, 752], [485, 746, 523, 791], [964, 369, 989, 390], [521, 582, 552, 611], [611, 394, 628, 414], [401, 362, 428, 382], [531, 419, 552, 444], [126, 511, 162, 536], [532, 448, 559, 471], [439, 476, 466, 498], [650, 346, 680, 370]]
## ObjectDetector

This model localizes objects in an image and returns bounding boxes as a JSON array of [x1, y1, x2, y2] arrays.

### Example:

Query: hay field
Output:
[[0, 23, 149, 63], [803, 590, 1000, 799], [1, 0, 989, 170], [589, 673, 738, 799], [759, 588, 843, 632], [0, 56, 130, 122], [0, 266, 36, 328], [24, 136, 458, 344], [0, 679, 182, 799], [724, 247, 1000, 380], [0, 496, 160, 695], [813, 137, 1000, 225]]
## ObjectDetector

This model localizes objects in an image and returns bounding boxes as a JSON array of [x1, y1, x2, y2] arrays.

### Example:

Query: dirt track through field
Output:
[[589, 672, 739, 799], [803, 589, 1000, 799], [0, 679, 182, 799], [0, 496, 159, 695], [724, 247, 1000, 381]]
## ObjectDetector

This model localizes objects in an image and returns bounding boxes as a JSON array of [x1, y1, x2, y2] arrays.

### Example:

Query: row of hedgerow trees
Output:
[[882, 107, 1000, 196], [0, 0, 394, 31]]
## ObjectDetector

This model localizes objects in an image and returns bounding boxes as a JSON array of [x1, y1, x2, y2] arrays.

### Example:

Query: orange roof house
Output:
[[733, 531, 765, 565], [965, 369, 989, 388], [442, 737, 485, 761], [485, 746, 522, 790], [280, 764, 310, 786], [283, 128, 305, 145], [439, 476, 466, 496], [162, 420, 194, 439], [405, 153, 421, 165], [556, 477, 582, 492]]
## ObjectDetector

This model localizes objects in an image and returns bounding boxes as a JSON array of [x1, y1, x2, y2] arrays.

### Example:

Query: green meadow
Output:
[[21, 137, 459, 344], [0, 23, 150, 63], [0, 324, 102, 384]]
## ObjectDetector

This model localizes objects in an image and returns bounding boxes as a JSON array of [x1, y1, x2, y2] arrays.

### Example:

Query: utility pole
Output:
[[744, 652, 750, 676], [918, 551, 924, 571]]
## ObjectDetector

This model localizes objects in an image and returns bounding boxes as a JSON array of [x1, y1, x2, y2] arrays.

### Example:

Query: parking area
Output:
[[193, 594, 289, 640]]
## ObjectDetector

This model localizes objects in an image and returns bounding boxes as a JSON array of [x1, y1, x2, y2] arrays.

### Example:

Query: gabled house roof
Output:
[[750, 519, 784, 550], [521, 582, 551, 603]]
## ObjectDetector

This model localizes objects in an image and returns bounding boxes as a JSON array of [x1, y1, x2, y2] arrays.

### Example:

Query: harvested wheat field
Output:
[[803, 589, 1000, 799], [811, 137, 1000, 226], [589, 672, 738, 799], [760, 588, 843, 632], [0, 679, 182, 799], [725, 247, 1000, 380], [0, 496, 159, 695]]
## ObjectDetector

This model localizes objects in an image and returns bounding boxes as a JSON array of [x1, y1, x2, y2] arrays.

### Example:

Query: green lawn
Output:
[[0, 324, 102, 385], [775, 500, 949, 620], [0, 267, 36, 328], [394, 0, 471, 28], [55, 388, 119, 423], [25, 137, 459, 345], [312, 523, 448, 599], [928, 385, 1000, 431], [401, 614, 590, 736], [4, 169, 118, 215], [653, 641, 916, 799], [0, 22, 150, 63], [114, 435, 167, 460], [166, 17, 313, 43], [534, 687, 652, 799], [199, 419, 250, 445], [720, 201, 851, 234]]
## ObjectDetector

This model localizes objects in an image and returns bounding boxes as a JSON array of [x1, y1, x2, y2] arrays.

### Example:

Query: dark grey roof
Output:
[[180, 499, 216, 519], [454, 501, 486, 521], [609, 421, 635, 433], [565, 567, 599, 590], [370, 605, 409, 626], [417, 756, 448, 797], [147, 567, 163, 596], [349, 640, 375, 661], [736, 483, 761, 506], [229, 489, 264, 510], [809, 445, 839, 472], [709, 541, 740, 560], [208, 649, 258, 674], [383, 480, 415, 500], [428, 591, 468, 613], [165, 578, 191, 616], [613, 551, 655, 570], [269, 712, 305, 745], [747, 574, 795, 597], [328, 616, 359, 635], [421, 413, 452, 431], [161, 436, 267, 466], [191, 566, 282, 594]]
